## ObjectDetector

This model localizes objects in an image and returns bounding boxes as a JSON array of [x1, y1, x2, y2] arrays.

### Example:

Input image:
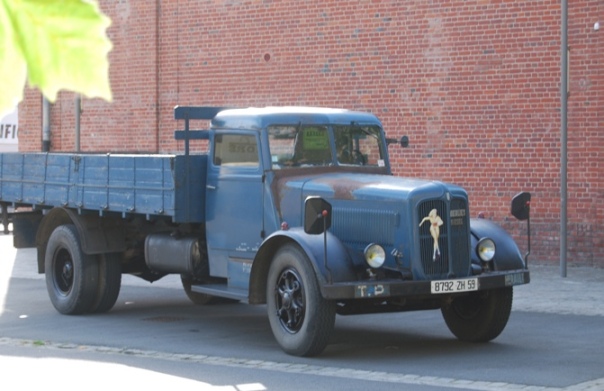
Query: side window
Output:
[[213, 134, 259, 167]]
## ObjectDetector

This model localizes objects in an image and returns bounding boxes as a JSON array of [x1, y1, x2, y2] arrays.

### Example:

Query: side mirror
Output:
[[511, 192, 531, 221], [511, 191, 531, 267], [304, 197, 332, 235], [386, 136, 409, 148]]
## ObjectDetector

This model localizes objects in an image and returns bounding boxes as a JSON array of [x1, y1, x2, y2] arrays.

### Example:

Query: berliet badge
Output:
[[419, 208, 443, 261]]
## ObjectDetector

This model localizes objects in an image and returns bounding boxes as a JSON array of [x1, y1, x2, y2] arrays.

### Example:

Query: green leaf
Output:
[[0, 1, 27, 116], [0, 0, 113, 116]]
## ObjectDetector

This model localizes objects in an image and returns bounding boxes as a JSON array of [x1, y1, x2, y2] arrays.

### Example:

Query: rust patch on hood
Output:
[[270, 166, 387, 219], [312, 176, 381, 200]]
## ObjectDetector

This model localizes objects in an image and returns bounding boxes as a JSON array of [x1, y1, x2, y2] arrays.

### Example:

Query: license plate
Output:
[[355, 283, 390, 298], [431, 278, 478, 294]]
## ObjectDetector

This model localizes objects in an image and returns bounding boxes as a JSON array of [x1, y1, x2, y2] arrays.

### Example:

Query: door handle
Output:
[[206, 184, 217, 190]]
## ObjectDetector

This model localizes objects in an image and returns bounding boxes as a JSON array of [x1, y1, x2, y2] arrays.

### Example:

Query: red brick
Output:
[[17, 0, 604, 266]]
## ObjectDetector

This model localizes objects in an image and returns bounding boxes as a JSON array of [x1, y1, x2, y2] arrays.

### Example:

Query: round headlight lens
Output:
[[477, 238, 496, 262], [364, 243, 386, 268]]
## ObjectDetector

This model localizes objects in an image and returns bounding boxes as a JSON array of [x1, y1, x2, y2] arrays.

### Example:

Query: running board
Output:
[[190, 284, 249, 303]]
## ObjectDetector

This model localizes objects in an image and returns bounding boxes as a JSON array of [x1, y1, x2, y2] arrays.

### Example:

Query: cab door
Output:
[[205, 131, 263, 288]]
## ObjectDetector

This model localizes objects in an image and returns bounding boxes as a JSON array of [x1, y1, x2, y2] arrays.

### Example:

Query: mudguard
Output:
[[470, 218, 525, 271], [249, 227, 356, 304], [35, 207, 126, 273]]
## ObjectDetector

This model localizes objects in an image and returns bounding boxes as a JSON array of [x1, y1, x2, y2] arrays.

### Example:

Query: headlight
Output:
[[364, 243, 386, 268], [477, 238, 496, 262]]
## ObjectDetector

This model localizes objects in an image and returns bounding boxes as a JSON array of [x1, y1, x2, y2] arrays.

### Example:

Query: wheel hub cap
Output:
[[275, 269, 305, 333]]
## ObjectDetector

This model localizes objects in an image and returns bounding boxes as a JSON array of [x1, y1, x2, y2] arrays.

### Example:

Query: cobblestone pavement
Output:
[[513, 264, 604, 317]]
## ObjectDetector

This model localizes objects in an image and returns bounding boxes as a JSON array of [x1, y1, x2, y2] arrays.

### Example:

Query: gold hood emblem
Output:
[[419, 209, 443, 261]]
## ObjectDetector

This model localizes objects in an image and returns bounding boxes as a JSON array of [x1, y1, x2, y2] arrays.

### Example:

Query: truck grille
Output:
[[418, 198, 470, 279], [331, 207, 398, 246]]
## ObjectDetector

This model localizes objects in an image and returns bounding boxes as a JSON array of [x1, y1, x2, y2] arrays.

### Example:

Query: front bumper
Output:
[[320, 269, 530, 300]]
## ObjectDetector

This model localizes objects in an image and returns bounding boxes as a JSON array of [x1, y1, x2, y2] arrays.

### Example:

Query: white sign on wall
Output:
[[0, 108, 18, 152]]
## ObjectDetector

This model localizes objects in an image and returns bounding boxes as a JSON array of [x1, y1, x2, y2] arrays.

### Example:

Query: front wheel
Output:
[[266, 244, 336, 357], [441, 287, 513, 342], [45, 225, 99, 315]]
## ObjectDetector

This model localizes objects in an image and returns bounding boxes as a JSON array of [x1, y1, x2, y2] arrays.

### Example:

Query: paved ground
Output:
[[1, 233, 604, 391], [513, 264, 604, 317]]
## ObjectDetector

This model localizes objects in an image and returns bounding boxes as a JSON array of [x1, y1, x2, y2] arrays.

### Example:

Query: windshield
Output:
[[333, 125, 385, 166], [268, 124, 385, 169]]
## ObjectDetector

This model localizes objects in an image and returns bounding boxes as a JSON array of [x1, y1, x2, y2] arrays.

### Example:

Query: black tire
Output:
[[441, 287, 513, 342], [90, 252, 122, 313], [45, 225, 99, 315], [266, 244, 336, 357]]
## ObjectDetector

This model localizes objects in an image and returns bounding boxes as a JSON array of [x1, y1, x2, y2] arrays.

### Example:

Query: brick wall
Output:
[[17, 0, 603, 266]]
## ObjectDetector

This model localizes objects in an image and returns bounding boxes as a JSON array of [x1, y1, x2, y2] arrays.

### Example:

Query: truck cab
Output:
[[201, 107, 396, 290]]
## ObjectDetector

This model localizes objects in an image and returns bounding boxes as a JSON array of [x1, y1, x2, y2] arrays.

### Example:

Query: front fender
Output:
[[470, 218, 525, 271], [249, 228, 356, 304]]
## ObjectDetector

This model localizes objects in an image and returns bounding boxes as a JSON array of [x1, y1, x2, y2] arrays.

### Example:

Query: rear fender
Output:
[[470, 218, 525, 271], [36, 208, 126, 273], [249, 228, 355, 304]]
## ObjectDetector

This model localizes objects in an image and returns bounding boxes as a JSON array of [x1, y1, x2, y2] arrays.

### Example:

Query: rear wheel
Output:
[[45, 225, 98, 315], [266, 244, 335, 357], [441, 287, 513, 342], [90, 252, 122, 313]]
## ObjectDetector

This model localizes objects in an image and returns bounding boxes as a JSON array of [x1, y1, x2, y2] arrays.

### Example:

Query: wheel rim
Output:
[[274, 268, 305, 333], [53, 248, 74, 295]]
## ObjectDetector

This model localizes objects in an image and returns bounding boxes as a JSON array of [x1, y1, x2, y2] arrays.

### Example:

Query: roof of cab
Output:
[[211, 106, 383, 130]]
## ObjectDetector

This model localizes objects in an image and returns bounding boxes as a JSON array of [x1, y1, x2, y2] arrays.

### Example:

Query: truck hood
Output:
[[271, 170, 467, 225], [301, 173, 459, 201]]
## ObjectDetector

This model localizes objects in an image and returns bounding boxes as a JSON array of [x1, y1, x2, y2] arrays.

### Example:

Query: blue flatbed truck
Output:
[[0, 106, 531, 356]]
